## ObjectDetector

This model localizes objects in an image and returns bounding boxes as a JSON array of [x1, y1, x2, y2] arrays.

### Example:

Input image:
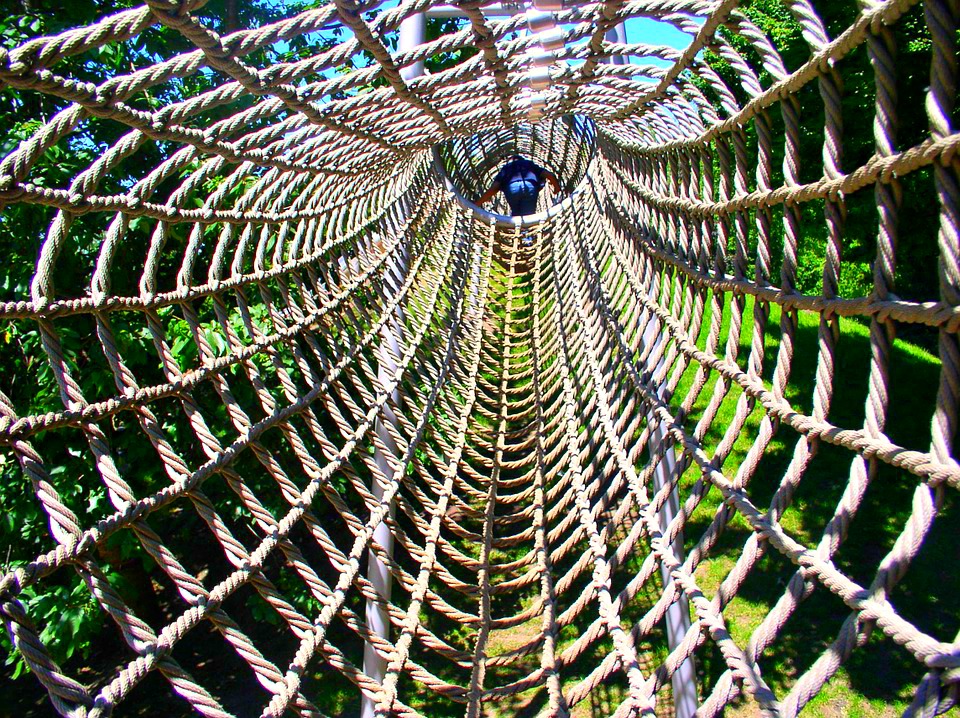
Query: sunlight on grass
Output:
[[668, 289, 947, 714]]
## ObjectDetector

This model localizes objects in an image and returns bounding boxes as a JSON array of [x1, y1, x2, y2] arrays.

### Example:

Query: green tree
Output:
[[701, 0, 941, 313], [0, 0, 339, 682]]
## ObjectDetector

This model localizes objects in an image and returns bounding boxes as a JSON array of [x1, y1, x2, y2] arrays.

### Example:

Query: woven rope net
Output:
[[1, 0, 959, 715]]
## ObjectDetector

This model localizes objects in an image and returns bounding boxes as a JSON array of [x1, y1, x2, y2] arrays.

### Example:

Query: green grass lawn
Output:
[[669, 291, 958, 715], [293, 277, 956, 718]]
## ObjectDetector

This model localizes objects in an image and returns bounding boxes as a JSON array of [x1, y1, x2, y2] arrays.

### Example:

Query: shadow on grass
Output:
[[679, 297, 958, 712]]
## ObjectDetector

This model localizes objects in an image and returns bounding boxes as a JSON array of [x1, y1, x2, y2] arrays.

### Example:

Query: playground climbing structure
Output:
[[0, 0, 958, 715]]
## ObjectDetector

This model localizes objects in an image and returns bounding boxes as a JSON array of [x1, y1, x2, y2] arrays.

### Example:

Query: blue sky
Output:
[[281, 0, 698, 53], [624, 16, 697, 53], [267, 3, 699, 80]]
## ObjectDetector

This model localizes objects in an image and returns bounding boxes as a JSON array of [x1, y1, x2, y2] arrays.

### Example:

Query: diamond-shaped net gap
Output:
[[0, 0, 958, 716]]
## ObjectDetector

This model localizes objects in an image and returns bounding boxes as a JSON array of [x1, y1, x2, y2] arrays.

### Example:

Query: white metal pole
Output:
[[610, 17, 695, 707], [424, 3, 519, 17], [604, 22, 627, 65], [398, 13, 426, 80], [361, 321, 402, 718], [644, 318, 698, 718], [360, 13, 424, 718]]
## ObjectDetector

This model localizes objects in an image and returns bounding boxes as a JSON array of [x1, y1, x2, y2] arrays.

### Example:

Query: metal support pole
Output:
[[361, 313, 402, 718], [604, 22, 627, 65], [611, 15, 693, 703], [360, 14, 423, 718], [398, 13, 426, 80], [424, 3, 520, 17], [644, 318, 698, 718]]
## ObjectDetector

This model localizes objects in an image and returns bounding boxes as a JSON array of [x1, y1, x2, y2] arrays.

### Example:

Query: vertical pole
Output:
[[644, 320, 698, 718], [609, 18, 695, 709], [361, 275, 402, 718], [604, 22, 627, 66], [360, 12, 424, 718], [398, 13, 426, 80]]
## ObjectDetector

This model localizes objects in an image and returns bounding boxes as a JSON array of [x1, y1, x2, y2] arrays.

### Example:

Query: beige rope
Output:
[[0, 0, 958, 716]]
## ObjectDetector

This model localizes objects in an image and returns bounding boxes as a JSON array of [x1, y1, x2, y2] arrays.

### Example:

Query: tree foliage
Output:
[[0, 0, 478, 689], [0, 0, 344, 680], [700, 0, 941, 310]]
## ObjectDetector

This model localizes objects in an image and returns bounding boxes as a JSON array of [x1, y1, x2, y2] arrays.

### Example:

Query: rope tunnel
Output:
[[0, 0, 958, 716]]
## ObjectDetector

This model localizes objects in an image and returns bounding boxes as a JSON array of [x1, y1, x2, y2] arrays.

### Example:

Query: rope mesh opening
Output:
[[437, 114, 596, 214]]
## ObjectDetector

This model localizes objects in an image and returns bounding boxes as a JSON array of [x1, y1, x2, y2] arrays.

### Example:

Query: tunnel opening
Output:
[[435, 114, 597, 218]]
